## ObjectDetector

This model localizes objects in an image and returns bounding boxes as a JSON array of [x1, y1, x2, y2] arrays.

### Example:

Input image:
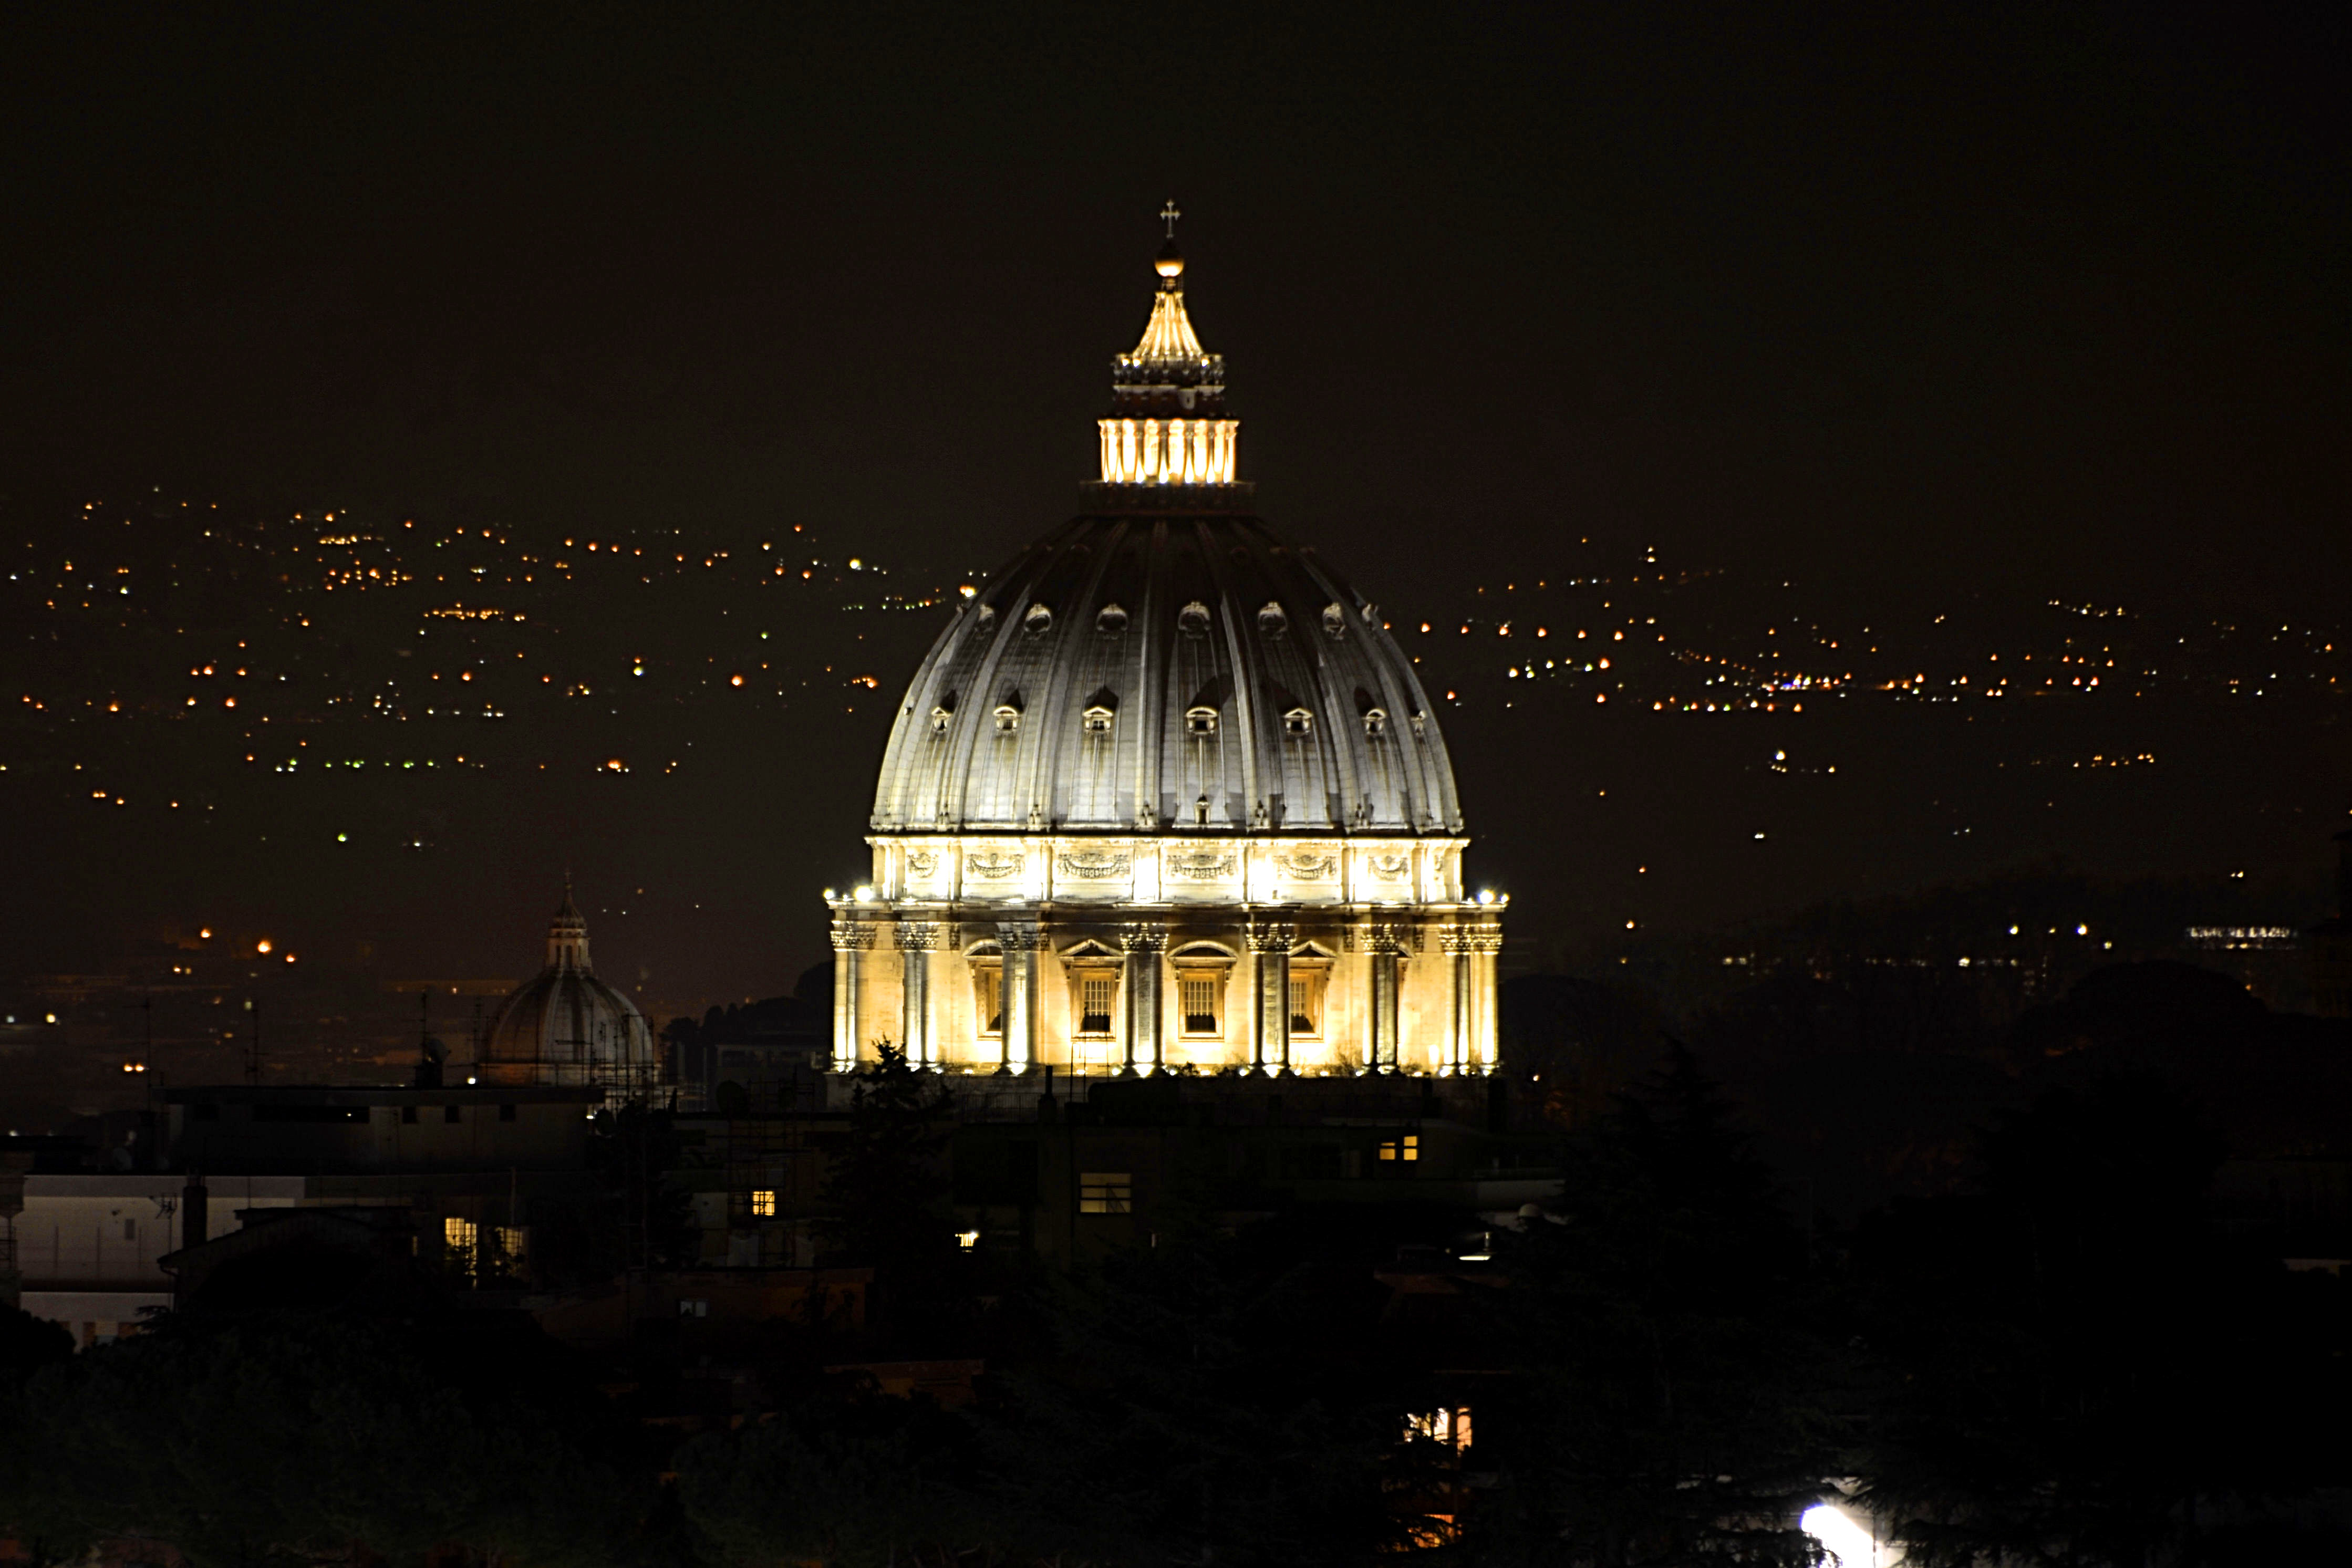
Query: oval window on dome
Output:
[[1023, 603, 1054, 635], [1178, 601, 1211, 637], [1096, 603, 1128, 633], [1258, 601, 1287, 635], [1185, 705, 1219, 738]]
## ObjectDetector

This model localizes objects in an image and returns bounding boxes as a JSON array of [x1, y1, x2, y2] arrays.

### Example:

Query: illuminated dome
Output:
[[826, 215, 1501, 1086], [478, 886, 657, 1097], [869, 514, 1463, 835]]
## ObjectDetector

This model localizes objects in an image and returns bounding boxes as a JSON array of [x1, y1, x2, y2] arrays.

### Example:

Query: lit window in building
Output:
[[1079, 1172, 1133, 1214], [956, 1228, 981, 1250], [1289, 972, 1326, 1036], [495, 1226, 525, 1262], [444, 1217, 478, 1254], [1180, 974, 1222, 1035], [1404, 1406, 1473, 1451], [1378, 1135, 1419, 1162], [1078, 975, 1115, 1035], [751, 1189, 776, 1217]]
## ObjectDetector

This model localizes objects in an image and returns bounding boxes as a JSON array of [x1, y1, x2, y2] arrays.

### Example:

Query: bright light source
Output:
[[199, 928, 212, 939], [956, 1229, 980, 1251], [256, 939, 273, 954], [1477, 890, 1494, 906], [1800, 1504, 1882, 1568], [854, 885, 876, 901]]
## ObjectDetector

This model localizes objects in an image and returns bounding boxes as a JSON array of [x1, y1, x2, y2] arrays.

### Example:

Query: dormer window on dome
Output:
[[1322, 603, 1348, 637], [1258, 601, 1288, 635], [1283, 707, 1314, 738], [1023, 603, 1054, 635], [1178, 601, 1211, 637], [1363, 707, 1389, 737], [1185, 705, 1219, 738], [1082, 704, 1114, 735], [994, 702, 1022, 735], [1095, 603, 1128, 633], [930, 705, 954, 736]]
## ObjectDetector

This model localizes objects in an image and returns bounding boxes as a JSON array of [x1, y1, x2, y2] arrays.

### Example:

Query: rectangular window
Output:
[[678, 1299, 710, 1318], [443, 1217, 477, 1253], [1378, 1135, 1420, 1162], [401, 1104, 419, 1124], [751, 1189, 776, 1217], [122, 1219, 137, 1242], [1289, 971, 1328, 1036], [976, 964, 1004, 1037], [1404, 1406, 1473, 1451], [1078, 974, 1115, 1035], [495, 1226, 526, 1263], [1180, 974, 1221, 1035], [1079, 1172, 1133, 1214], [444, 1104, 463, 1124]]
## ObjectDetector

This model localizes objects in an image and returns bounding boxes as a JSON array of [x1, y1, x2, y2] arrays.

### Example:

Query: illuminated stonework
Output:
[[1096, 238, 1240, 486], [831, 226, 1501, 1078]]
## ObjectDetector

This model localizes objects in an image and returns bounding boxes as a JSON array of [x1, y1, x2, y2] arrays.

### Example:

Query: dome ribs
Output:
[[867, 510, 1466, 838]]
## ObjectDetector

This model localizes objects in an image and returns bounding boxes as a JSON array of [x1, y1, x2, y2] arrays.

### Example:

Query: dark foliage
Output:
[[820, 1043, 967, 1344], [0, 1311, 657, 1568], [1854, 1074, 2352, 1566], [1460, 1044, 1845, 1567]]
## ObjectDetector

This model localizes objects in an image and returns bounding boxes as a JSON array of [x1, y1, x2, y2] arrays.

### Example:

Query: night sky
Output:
[[3, 5, 2348, 1043]]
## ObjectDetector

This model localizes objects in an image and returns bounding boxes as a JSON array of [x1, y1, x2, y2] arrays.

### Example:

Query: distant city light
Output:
[[255, 939, 273, 954]]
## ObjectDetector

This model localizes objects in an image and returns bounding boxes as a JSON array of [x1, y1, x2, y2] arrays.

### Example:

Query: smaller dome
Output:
[[1155, 238, 1185, 279], [478, 885, 656, 1098]]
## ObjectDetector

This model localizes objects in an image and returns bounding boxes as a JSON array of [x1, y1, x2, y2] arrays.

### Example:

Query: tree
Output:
[[1462, 1044, 1845, 1567], [1853, 1074, 2352, 1567], [0, 1313, 650, 1568], [820, 1043, 964, 1344]]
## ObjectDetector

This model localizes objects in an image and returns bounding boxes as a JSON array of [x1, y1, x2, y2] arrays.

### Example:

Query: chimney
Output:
[[181, 1174, 209, 1249]]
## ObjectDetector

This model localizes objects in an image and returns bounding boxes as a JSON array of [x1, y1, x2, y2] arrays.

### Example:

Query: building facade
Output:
[[830, 233, 1503, 1077]]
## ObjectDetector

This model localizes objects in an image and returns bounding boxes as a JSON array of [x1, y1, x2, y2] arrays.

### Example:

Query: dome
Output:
[[478, 886, 657, 1095], [869, 511, 1463, 836]]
